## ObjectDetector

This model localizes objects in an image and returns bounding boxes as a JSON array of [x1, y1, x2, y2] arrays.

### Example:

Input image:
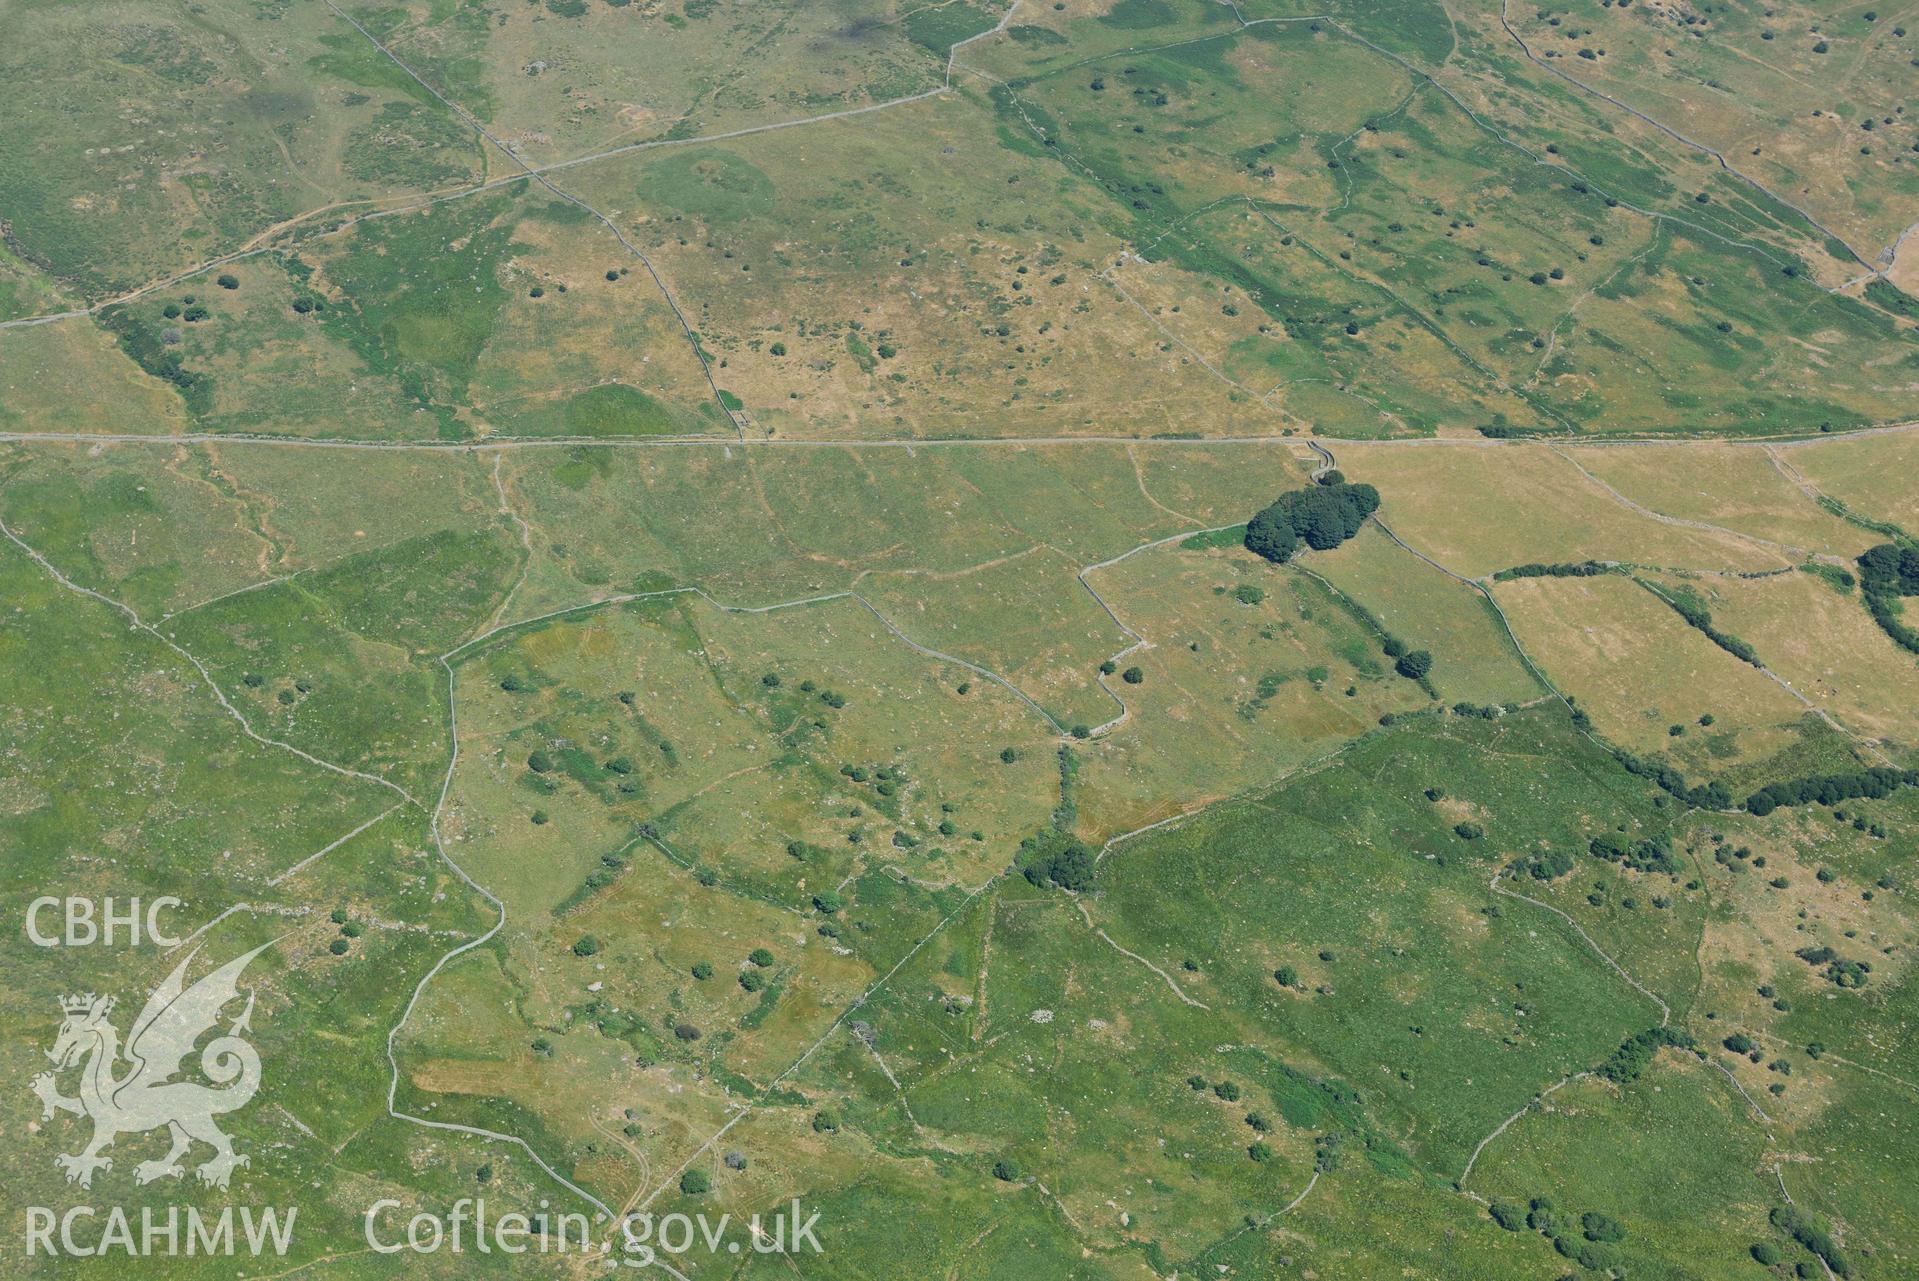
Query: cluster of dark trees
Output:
[[840, 761, 908, 798], [1382, 635, 1434, 681], [1770, 1207, 1851, 1277], [1588, 831, 1681, 875], [1858, 542, 1919, 593], [100, 308, 214, 415], [1492, 560, 1611, 581], [1642, 581, 1760, 666], [1486, 1197, 1627, 1273], [1514, 848, 1575, 881], [1863, 591, 1919, 652], [1745, 766, 1919, 816], [1857, 542, 1919, 654], [1594, 1027, 1695, 1084], [1795, 944, 1872, 989], [1244, 479, 1382, 564], [1608, 747, 1734, 810], [1016, 830, 1094, 892], [1602, 727, 1915, 819]]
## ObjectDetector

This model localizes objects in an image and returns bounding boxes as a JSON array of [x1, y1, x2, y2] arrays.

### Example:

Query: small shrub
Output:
[[1581, 1212, 1623, 1243]]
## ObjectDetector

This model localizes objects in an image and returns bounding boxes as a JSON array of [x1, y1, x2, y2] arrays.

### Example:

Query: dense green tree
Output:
[[1858, 543, 1919, 592], [1493, 560, 1611, 581], [1854, 544, 1919, 653], [1746, 766, 1919, 816], [1303, 501, 1349, 550], [1245, 510, 1300, 562], [1020, 835, 1094, 892], [1244, 481, 1381, 563]]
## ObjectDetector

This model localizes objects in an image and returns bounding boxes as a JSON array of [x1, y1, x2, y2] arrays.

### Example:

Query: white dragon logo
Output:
[[30, 941, 271, 1190]]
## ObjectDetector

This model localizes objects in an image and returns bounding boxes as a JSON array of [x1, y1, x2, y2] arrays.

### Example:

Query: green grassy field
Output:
[[5, 428, 1916, 1280]]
